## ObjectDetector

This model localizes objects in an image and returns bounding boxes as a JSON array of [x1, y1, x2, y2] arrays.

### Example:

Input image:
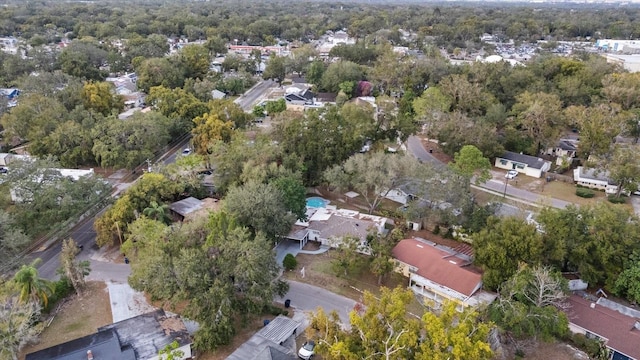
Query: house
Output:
[[391, 238, 496, 309], [545, 139, 578, 166], [494, 151, 552, 178], [284, 86, 314, 106], [211, 89, 227, 100], [285, 207, 387, 250], [226, 315, 299, 360], [566, 294, 640, 360], [573, 166, 620, 195], [168, 197, 221, 222], [26, 309, 193, 360], [0, 153, 14, 166], [0, 88, 20, 100]]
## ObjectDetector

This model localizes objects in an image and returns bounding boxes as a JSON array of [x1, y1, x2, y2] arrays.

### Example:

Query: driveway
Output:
[[407, 136, 444, 168], [277, 280, 356, 328], [275, 240, 301, 267]]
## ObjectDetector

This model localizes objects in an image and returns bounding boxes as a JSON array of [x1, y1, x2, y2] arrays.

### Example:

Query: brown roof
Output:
[[566, 295, 640, 359], [309, 215, 374, 241], [392, 238, 482, 297]]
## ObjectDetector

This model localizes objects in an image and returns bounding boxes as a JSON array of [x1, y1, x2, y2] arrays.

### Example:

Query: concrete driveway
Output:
[[275, 240, 301, 267]]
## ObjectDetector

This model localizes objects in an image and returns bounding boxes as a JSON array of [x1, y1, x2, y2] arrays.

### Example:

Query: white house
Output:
[[545, 139, 578, 166], [392, 238, 496, 310], [573, 166, 620, 195], [286, 206, 387, 250], [494, 151, 551, 178]]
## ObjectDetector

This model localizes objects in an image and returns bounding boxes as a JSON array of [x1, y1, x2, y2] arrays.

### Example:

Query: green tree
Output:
[[57, 41, 107, 80], [0, 211, 30, 269], [224, 180, 296, 240], [81, 81, 124, 116], [320, 60, 364, 93], [142, 201, 172, 224], [178, 44, 211, 80], [324, 152, 424, 214], [136, 57, 184, 92], [262, 55, 286, 82], [450, 145, 491, 184], [512, 91, 565, 154], [607, 145, 640, 197], [265, 98, 286, 115], [13, 260, 54, 308], [282, 253, 297, 270], [473, 217, 543, 290], [614, 260, 640, 304]]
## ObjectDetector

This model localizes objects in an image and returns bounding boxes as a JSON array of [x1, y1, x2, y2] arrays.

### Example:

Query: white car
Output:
[[505, 170, 518, 179], [298, 340, 315, 359], [181, 148, 192, 156]]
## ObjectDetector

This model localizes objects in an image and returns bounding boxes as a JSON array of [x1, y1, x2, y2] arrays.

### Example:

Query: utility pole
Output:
[[146, 159, 152, 173], [503, 177, 509, 198]]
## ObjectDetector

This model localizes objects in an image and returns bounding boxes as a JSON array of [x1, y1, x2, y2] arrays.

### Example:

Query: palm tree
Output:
[[13, 260, 55, 308], [142, 201, 172, 224]]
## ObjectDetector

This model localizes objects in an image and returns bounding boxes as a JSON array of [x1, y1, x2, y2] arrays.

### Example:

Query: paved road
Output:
[[277, 280, 356, 327], [476, 179, 570, 209], [234, 79, 276, 111], [33, 137, 191, 280], [406, 135, 444, 168]]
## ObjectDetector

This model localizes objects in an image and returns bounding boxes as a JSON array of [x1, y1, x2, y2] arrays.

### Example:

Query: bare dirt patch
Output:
[[420, 138, 453, 164], [20, 281, 112, 359], [521, 341, 589, 360]]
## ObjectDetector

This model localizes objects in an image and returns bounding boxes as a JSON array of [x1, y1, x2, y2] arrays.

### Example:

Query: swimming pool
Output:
[[306, 197, 328, 208]]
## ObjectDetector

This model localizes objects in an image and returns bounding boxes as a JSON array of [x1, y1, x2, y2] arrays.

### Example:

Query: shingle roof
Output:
[[392, 238, 482, 297], [499, 151, 550, 169], [25, 328, 135, 360], [566, 295, 640, 360], [309, 214, 375, 241]]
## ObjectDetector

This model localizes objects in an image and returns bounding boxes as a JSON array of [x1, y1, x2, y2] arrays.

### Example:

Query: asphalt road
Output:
[[33, 137, 191, 280], [277, 280, 356, 326], [475, 178, 570, 209], [234, 79, 276, 111], [406, 135, 444, 168]]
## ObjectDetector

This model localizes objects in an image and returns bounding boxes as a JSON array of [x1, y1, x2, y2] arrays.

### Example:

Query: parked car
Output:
[[505, 170, 518, 179], [181, 148, 192, 156], [298, 340, 315, 359], [0, 167, 7, 174]]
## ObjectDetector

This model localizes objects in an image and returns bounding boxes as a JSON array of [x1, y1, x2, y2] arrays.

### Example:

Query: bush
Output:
[[433, 224, 440, 235], [567, 333, 608, 359], [608, 195, 627, 204], [282, 253, 297, 271], [576, 188, 595, 198], [264, 304, 288, 316]]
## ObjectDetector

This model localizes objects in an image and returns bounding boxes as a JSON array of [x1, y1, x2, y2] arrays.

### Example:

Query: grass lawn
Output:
[[539, 181, 606, 206], [20, 282, 112, 360]]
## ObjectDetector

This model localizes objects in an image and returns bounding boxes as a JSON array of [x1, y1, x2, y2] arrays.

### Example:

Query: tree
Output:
[[0, 94, 68, 142], [564, 104, 625, 158], [60, 238, 91, 296], [412, 86, 452, 136], [308, 287, 492, 360], [91, 112, 171, 169], [81, 81, 124, 116], [450, 145, 491, 184], [13, 260, 54, 308], [0, 296, 43, 360], [262, 55, 286, 82], [142, 201, 172, 224], [614, 260, 640, 304], [473, 217, 543, 290], [489, 266, 569, 340], [512, 91, 565, 154], [607, 145, 640, 197], [331, 236, 363, 277], [0, 210, 30, 269], [369, 229, 404, 285], [282, 253, 297, 270], [265, 98, 286, 115], [136, 58, 184, 92], [191, 112, 235, 154], [224, 181, 296, 240], [324, 152, 424, 214], [320, 60, 364, 93], [126, 212, 288, 351], [177, 44, 211, 80], [57, 40, 107, 80], [94, 173, 183, 247]]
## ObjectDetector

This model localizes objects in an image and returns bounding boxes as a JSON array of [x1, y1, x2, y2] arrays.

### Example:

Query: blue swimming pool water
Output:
[[306, 197, 328, 208]]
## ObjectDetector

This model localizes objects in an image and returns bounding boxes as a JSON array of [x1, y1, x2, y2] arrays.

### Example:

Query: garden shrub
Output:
[[607, 195, 627, 204], [576, 188, 595, 198], [283, 253, 297, 270]]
